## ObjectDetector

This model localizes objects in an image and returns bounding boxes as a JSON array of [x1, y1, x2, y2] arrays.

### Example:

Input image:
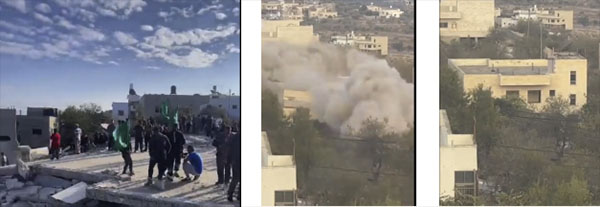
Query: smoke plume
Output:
[[262, 42, 414, 134]]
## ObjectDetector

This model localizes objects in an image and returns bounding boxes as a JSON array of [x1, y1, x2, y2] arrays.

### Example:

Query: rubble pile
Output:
[[0, 175, 98, 207]]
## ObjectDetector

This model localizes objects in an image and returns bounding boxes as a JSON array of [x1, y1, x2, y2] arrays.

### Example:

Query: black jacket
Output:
[[168, 130, 186, 153], [149, 132, 170, 160]]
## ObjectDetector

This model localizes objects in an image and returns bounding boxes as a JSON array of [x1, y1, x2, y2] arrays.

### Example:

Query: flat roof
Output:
[[459, 65, 550, 75]]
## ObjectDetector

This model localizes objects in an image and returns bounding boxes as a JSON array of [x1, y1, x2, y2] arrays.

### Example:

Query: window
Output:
[[232, 105, 238, 109], [440, 22, 448, 28], [274, 190, 296, 206], [455, 171, 476, 197], [155, 106, 160, 113], [32, 129, 42, 135], [570, 94, 576, 105], [0, 136, 11, 142], [527, 90, 541, 103], [506, 90, 519, 99], [118, 110, 124, 116], [218, 105, 222, 108], [570, 71, 576, 85], [549, 90, 556, 97]]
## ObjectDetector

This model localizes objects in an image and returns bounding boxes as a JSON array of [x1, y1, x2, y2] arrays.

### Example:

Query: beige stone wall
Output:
[[262, 20, 318, 46], [355, 36, 388, 56], [440, 0, 495, 40], [539, 10, 573, 30]]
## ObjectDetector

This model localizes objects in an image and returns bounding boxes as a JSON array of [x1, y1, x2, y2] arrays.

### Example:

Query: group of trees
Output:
[[439, 64, 600, 205], [58, 103, 111, 147], [262, 89, 415, 205]]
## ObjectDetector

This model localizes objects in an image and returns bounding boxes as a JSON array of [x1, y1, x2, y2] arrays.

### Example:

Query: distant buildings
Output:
[[331, 31, 388, 56], [448, 53, 588, 110], [439, 0, 495, 42], [262, 131, 297, 206], [113, 85, 240, 121], [366, 4, 404, 19], [16, 107, 58, 149], [262, 19, 319, 46], [496, 5, 573, 31], [111, 102, 128, 122], [261, 0, 338, 20], [439, 109, 477, 199]]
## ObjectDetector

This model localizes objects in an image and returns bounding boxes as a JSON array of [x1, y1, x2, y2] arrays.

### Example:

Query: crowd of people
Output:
[[46, 115, 241, 202]]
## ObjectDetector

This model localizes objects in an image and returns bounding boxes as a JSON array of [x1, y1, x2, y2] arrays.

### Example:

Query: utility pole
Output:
[[540, 22, 543, 59]]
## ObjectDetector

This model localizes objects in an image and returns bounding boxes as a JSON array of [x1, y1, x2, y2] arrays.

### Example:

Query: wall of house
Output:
[[16, 116, 56, 148], [111, 102, 129, 121], [440, 144, 478, 198], [262, 20, 318, 46], [0, 109, 19, 164], [440, 0, 495, 41]]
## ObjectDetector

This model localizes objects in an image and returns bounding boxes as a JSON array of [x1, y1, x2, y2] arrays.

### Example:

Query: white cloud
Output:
[[144, 65, 161, 70], [144, 25, 237, 48], [232, 7, 239, 16], [53, 0, 146, 19], [226, 43, 239, 53], [158, 48, 218, 69], [0, 20, 35, 35], [77, 26, 105, 41], [171, 5, 194, 18], [35, 3, 51, 13], [0, 0, 26, 13], [33, 12, 53, 24], [97, 0, 146, 17], [215, 12, 227, 20], [197, 4, 222, 15], [54, 16, 76, 29], [0, 31, 14, 39], [140, 25, 153, 31], [108, 60, 119, 65], [113, 31, 138, 45]]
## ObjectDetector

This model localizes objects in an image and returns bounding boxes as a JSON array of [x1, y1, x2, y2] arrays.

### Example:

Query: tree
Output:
[[289, 107, 319, 190], [262, 89, 283, 131], [468, 86, 500, 159]]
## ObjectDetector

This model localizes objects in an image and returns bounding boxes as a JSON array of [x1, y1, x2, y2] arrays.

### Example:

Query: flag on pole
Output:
[[160, 100, 179, 126], [112, 122, 130, 151]]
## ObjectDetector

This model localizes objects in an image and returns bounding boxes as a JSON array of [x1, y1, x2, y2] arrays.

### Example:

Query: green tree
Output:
[[262, 89, 283, 131], [552, 176, 592, 205]]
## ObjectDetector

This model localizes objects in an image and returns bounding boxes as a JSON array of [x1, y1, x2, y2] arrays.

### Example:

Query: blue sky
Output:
[[0, 0, 240, 113]]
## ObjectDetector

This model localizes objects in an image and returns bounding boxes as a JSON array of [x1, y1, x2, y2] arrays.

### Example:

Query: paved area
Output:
[[30, 134, 239, 206]]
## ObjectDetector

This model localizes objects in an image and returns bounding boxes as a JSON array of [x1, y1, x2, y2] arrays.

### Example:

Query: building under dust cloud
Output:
[[262, 42, 414, 135]]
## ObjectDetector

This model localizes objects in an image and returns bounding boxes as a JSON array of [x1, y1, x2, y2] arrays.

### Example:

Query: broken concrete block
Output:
[[16, 158, 30, 179], [25, 181, 34, 186], [5, 178, 24, 190], [51, 182, 87, 204], [6, 185, 41, 203], [38, 187, 60, 201], [34, 175, 71, 188]]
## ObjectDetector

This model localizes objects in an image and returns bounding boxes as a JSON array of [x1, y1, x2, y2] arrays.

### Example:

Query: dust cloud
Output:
[[262, 42, 414, 134]]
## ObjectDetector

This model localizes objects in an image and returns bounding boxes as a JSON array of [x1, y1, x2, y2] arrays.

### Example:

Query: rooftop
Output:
[[458, 65, 550, 75]]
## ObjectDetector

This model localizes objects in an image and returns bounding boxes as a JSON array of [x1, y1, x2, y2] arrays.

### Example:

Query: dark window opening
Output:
[[528, 90, 541, 103], [570, 71, 576, 85], [570, 94, 576, 105], [0, 136, 11, 141], [440, 22, 448, 28], [274, 190, 296, 206], [118, 110, 124, 116], [32, 129, 42, 135], [549, 90, 555, 97], [232, 105, 238, 109]]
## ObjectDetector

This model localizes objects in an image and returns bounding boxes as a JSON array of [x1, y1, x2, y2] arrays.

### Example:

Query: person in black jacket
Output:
[[167, 123, 186, 179], [214, 125, 231, 185], [145, 126, 171, 186], [227, 125, 241, 202], [133, 121, 144, 153]]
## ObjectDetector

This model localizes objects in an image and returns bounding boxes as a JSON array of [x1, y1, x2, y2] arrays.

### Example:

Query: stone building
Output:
[[440, 0, 495, 42]]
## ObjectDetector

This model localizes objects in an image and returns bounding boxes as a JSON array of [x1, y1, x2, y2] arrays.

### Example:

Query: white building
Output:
[[495, 17, 517, 28], [379, 7, 403, 18], [440, 110, 478, 199], [206, 93, 240, 121], [111, 102, 129, 122], [262, 131, 297, 206]]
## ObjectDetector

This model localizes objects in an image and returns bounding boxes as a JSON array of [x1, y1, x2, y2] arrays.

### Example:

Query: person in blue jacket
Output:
[[181, 145, 203, 182]]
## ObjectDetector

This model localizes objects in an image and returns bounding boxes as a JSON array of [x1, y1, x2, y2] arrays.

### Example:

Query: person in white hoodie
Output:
[[74, 124, 82, 154]]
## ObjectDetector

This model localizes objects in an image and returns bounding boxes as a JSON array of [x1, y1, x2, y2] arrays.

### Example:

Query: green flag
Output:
[[160, 100, 179, 126], [112, 122, 130, 151]]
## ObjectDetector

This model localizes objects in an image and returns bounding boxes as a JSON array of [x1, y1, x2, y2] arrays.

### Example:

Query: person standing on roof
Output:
[[74, 124, 82, 154], [49, 129, 61, 160], [145, 126, 171, 186]]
